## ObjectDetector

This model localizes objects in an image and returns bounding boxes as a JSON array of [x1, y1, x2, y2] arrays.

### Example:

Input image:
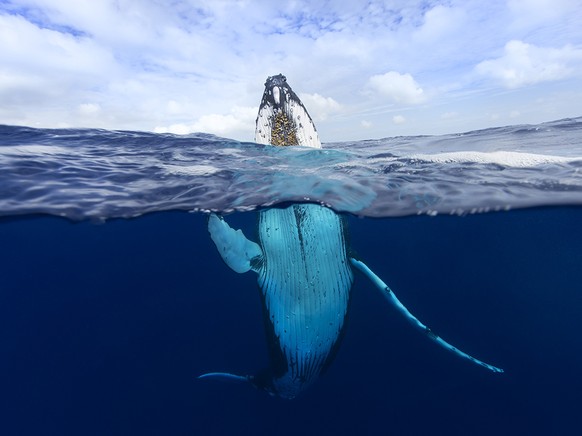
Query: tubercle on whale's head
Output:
[[254, 74, 321, 149]]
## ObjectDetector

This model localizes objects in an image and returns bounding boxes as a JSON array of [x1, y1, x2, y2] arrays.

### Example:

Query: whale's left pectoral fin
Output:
[[350, 258, 504, 373], [208, 213, 263, 274]]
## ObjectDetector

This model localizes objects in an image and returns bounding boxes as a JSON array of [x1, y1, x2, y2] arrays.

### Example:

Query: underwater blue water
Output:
[[1, 120, 582, 435]]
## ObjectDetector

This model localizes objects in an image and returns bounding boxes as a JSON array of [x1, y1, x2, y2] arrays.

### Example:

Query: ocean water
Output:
[[1, 119, 582, 435]]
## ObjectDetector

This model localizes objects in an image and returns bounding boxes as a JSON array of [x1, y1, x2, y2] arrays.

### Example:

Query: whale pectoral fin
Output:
[[350, 258, 504, 373], [208, 213, 263, 274]]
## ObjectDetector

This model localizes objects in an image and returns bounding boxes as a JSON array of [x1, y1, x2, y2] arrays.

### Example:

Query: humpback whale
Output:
[[199, 74, 503, 399]]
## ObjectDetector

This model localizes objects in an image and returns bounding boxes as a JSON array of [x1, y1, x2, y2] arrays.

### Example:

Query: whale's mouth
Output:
[[255, 74, 321, 148]]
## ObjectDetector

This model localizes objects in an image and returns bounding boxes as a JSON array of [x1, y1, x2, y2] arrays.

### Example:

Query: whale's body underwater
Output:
[[200, 74, 503, 399]]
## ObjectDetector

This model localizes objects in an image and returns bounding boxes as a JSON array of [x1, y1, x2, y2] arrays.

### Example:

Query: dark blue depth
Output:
[[1, 207, 581, 435]]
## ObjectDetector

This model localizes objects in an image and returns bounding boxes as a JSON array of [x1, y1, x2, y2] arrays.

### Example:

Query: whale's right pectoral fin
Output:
[[350, 258, 504, 374], [208, 213, 263, 274]]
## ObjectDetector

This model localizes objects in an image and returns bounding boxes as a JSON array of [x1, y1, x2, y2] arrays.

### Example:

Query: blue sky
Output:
[[1, 0, 581, 141]]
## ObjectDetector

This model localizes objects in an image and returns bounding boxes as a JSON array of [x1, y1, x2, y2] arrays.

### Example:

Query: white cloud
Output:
[[0, 13, 117, 105], [413, 5, 467, 43], [0, 12, 115, 72], [508, 0, 580, 31], [0, 1, 581, 140], [298, 93, 342, 121], [476, 40, 582, 88], [78, 103, 101, 115], [392, 115, 406, 125], [368, 72, 426, 105], [441, 112, 458, 120], [155, 106, 256, 138]]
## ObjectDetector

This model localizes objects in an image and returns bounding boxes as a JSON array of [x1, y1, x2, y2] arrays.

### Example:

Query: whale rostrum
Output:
[[199, 74, 503, 399]]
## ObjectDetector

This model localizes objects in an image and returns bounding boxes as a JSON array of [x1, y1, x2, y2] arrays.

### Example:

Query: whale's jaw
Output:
[[255, 204, 353, 399], [255, 74, 321, 148]]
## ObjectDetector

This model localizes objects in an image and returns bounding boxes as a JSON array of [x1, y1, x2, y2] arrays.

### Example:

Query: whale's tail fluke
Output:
[[198, 372, 252, 383], [350, 258, 504, 373], [198, 370, 282, 397]]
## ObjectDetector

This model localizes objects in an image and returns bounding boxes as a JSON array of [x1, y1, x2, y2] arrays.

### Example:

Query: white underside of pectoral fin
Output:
[[208, 213, 263, 273]]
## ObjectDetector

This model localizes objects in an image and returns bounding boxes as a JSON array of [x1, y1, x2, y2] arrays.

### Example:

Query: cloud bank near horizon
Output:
[[1, 0, 581, 141]]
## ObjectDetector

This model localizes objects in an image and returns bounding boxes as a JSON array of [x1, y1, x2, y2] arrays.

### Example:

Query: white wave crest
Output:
[[410, 151, 581, 168]]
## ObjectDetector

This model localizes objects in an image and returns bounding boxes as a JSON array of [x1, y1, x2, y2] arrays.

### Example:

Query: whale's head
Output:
[[255, 74, 321, 148]]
